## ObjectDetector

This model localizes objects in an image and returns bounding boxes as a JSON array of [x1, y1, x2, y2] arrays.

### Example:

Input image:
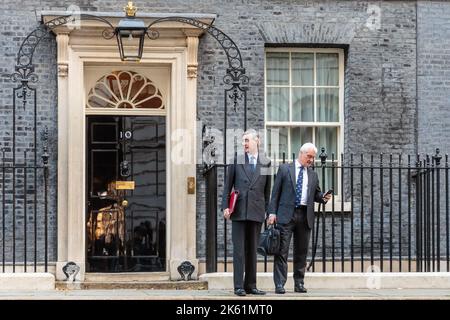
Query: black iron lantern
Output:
[[115, 2, 147, 61]]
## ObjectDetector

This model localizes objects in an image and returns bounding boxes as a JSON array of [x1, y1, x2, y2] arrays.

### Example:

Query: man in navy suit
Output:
[[267, 143, 331, 294], [222, 129, 271, 296]]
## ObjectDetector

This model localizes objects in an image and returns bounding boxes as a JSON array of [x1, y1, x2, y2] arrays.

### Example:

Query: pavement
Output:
[[0, 288, 450, 300]]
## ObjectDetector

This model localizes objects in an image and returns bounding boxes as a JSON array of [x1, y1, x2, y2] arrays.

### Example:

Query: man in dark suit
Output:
[[222, 129, 271, 296], [267, 143, 331, 294]]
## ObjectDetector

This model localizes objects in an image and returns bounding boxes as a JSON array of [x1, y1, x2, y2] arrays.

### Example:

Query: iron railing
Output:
[[204, 148, 449, 273], [0, 148, 50, 273]]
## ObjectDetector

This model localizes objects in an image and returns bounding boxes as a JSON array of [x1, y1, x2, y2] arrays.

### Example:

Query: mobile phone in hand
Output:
[[324, 189, 334, 196]]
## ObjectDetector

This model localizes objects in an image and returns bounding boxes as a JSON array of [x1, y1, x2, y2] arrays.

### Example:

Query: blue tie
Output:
[[295, 166, 304, 207]]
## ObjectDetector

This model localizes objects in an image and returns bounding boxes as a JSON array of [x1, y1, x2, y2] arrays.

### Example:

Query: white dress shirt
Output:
[[269, 159, 308, 219], [295, 160, 308, 206]]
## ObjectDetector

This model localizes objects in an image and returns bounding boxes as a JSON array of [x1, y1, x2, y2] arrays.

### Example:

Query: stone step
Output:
[[56, 280, 208, 290], [84, 272, 170, 282]]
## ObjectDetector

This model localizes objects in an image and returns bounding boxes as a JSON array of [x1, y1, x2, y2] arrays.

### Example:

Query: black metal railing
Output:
[[0, 148, 50, 273], [204, 148, 449, 273]]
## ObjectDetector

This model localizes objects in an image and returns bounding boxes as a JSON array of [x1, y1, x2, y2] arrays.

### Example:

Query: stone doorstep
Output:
[[201, 272, 450, 290], [56, 280, 208, 290], [0, 273, 55, 290], [84, 272, 171, 282]]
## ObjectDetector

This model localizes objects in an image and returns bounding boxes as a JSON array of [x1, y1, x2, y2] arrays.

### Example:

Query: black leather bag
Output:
[[257, 225, 280, 256]]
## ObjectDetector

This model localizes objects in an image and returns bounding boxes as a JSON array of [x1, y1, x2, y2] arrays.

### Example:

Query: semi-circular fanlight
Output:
[[86, 70, 164, 109]]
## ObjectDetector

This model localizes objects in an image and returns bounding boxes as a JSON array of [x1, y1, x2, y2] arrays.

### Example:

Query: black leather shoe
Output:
[[234, 288, 246, 296], [275, 286, 285, 294], [294, 283, 307, 293], [245, 288, 266, 295]]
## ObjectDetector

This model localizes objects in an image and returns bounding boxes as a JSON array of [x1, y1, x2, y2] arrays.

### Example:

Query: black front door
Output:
[[86, 115, 166, 272]]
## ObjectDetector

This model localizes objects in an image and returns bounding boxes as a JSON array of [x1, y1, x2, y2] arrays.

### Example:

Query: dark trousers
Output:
[[273, 207, 311, 287], [232, 220, 262, 290]]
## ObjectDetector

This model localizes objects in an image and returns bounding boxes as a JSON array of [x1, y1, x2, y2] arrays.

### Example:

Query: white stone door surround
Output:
[[41, 11, 216, 281]]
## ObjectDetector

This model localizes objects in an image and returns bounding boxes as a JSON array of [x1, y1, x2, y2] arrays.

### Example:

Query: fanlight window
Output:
[[87, 71, 164, 109]]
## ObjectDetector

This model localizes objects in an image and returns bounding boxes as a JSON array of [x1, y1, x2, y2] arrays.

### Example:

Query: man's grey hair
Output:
[[299, 142, 317, 154], [243, 129, 260, 141]]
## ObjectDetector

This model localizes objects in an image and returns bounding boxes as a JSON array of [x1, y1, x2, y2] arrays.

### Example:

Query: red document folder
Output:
[[229, 190, 240, 214]]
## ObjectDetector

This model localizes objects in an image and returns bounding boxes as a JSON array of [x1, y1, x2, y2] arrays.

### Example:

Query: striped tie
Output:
[[295, 166, 304, 207]]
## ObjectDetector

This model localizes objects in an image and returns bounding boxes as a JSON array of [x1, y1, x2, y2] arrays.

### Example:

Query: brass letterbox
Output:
[[115, 181, 135, 190]]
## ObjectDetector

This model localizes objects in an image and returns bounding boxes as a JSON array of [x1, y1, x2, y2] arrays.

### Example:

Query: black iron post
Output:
[[205, 166, 218, 273], [380, 153, 384, 272], [433, 148, 442, 271], [319, 147, 327, 271], [42, 127, 49, 272]]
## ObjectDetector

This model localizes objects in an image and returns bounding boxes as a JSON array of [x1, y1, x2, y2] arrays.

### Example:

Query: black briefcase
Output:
[[257, 225, 280, 256]]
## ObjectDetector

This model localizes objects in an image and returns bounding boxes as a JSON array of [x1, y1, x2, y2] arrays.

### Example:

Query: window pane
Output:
[[315, 127, 338, 156], [317, 88, 339, 122], [266, 127, 288, 158], [266, 52, 289, 85], [317, 53, 339, 86], [292, 88, 314, 121], [292, 53, 313, 86], [267, 87, 289, 121], [290, 127, 313, 157]]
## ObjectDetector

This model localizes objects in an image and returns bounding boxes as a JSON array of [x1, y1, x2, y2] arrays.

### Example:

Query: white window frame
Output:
[[264, 47, 345, 195]]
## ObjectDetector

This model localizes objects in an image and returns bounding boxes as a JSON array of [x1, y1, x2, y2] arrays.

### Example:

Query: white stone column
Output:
[[55, 32, 70, 280], [65, 49, 86, 281], [168, 31, 202, 280]]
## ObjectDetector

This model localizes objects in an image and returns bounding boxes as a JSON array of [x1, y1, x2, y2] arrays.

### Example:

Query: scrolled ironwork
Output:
[[102, 28, 115, 40], [146, 28, 160, 40], [15, 14, 115, 73], [15, 85, 34, 110], [223, 69, 249, 90], [8, 13, 117, 112], [227, 88, 244, 112], [10, 66, 39, 109], [10, 70, 38, 84], [147, 17, 244, 71]]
